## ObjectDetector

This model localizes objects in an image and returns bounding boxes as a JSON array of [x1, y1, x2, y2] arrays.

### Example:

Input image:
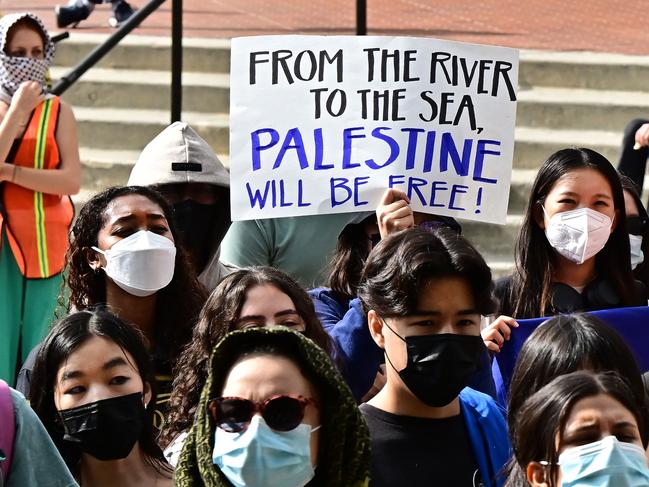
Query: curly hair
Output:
[[64, 185, 207, 366], [161, 266, 332, 447]]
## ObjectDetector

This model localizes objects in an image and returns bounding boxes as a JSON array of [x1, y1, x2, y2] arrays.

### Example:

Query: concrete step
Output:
[[517, 87, 649, 132], [53, 34, 230, 73], [512, 127, 620, 169], [461, 214, 522, 260], [73, 107, 229, 151], [54, 37, 649, 92], [53, 67, 229, 113], [519, 51, 649, 92]]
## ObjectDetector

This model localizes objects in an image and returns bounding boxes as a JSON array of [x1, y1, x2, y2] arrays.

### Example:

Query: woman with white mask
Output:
[[495, 148, 647, 318], [620, 175, 649, 290], [509, 370, 649, 487], [16, 185, 207, 428]]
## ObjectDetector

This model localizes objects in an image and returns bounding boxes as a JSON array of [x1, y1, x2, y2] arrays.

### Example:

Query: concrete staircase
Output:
[[54, 34, 649, 276]]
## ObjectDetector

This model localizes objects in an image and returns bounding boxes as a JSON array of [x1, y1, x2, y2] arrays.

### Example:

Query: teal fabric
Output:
[[0, 229, 62, 385], [219, 213, 356, 288], [5, 388, 77, 487]]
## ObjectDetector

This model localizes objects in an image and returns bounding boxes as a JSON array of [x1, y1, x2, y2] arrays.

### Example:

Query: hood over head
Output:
[[174, 327, 371, 487], [128, 121, 229, 188]]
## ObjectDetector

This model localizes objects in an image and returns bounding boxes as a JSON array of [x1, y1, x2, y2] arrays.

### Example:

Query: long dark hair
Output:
[[161, 266, 332, 447], [505, 314, 649, 485], [64, 185, 206, 365], [507, 371, 647, 487], [503, 148, 635, 318], [328, 219, 373, 300], [620, 174, 649, 287], [29, 307, 172, 477]]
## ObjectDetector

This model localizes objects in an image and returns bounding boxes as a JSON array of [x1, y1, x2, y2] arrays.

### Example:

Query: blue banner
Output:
[[493, 307, 649, 405]]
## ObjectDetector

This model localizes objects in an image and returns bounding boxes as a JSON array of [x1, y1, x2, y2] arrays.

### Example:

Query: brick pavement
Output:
[[0, 0, 646, 55]]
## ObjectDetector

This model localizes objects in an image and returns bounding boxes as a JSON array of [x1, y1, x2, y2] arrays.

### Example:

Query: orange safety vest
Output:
[[0, 96, 74, 278]]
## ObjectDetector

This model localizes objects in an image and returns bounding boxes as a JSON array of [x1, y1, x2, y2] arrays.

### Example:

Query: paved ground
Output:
[[0, 0, 647, 55]]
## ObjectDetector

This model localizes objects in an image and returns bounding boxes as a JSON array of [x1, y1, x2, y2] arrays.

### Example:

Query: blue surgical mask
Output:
[[212, 415, 318, 487], [630, 234, 645, 270], [558, 436, 649, 486]]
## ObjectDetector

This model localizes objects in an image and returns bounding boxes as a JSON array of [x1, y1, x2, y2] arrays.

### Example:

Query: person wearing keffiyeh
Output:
[[174, 327, 371, 487], [0, 12, 81, 385]]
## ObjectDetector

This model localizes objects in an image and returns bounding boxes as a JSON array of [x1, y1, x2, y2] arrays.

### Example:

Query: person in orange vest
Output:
[[0, 12, 80, 385]]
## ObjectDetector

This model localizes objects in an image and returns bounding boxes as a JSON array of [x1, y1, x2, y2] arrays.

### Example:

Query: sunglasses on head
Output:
[[208, 394, 315, 433], [627, 215, 648, 236]]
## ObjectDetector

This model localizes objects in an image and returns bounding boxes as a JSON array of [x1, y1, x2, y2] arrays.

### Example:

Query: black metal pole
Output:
[[51, 0, 166, 96], [356, 0, 367, 35], [171, 0, 183, 122]]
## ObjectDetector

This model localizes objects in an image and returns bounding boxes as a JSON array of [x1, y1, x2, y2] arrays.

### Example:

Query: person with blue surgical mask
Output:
[[509, 370, 649, 487], [174, 327, 371, 487]]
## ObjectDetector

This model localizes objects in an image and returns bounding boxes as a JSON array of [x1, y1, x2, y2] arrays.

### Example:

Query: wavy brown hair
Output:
[[161, 266, 332, 447], [64, 185, 207, 366]]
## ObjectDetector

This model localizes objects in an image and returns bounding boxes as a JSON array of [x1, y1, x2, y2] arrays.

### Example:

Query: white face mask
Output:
[[543, 207, 613, 264], [629, 234, 644, 270], [93, 230, 176, 297]]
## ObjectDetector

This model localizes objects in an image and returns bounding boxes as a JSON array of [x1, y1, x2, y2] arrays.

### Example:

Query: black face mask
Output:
[[383, 321, 485, 407], [172, 200, 229, 272], [59, 392, 145, 461]]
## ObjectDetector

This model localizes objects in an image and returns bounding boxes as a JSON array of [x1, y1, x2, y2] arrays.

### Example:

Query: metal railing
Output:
[[50, 0, 183, 124]]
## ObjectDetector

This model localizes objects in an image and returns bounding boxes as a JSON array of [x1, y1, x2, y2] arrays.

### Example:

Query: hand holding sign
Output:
[[230, 36, 519, 224]]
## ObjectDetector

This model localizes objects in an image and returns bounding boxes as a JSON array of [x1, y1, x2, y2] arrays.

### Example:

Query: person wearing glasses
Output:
[[310, 187, 515, 402], [620, 174, 649, 289], [358, 227, 510, 487], [28, 307, 173, 486], [174, 326, 371, 487], [161, 266, 332, 462]]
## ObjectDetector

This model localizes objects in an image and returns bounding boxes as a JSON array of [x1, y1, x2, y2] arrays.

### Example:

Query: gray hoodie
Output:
[[128, 121, 235, 291]]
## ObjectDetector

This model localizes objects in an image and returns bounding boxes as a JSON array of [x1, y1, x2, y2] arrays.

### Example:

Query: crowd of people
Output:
[[1, 9, 649, 487]]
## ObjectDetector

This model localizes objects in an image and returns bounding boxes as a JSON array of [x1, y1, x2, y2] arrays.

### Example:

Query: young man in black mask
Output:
[[358, 227, 510, 487], [128, 122, 235, 291]]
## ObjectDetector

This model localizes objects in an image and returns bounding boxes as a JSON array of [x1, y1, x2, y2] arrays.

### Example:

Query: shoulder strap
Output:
[[0, 380, 15, 483]]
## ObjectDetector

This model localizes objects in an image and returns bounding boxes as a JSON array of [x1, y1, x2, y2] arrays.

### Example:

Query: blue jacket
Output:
[[309, 287, 498, 402], [308, 288, 382, 401], [459, 387, 510, 487]]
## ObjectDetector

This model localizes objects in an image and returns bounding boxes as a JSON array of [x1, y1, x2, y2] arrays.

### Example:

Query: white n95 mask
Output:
[[544, 207, 613, 264], [92, 230, 176, 297], [629, 234, 644, 270]]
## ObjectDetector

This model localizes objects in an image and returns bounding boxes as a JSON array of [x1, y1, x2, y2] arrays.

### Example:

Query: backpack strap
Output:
[[0, 380, 15, 483]]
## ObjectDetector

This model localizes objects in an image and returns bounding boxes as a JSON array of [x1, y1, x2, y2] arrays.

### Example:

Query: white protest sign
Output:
[[230, 35, 518, 224]]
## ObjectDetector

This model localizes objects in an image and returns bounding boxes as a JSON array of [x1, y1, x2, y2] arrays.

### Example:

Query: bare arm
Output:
[[0, 98, 81, 195]]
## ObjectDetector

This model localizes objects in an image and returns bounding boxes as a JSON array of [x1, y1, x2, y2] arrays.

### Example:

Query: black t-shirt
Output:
[[360, 403, 481, 487]]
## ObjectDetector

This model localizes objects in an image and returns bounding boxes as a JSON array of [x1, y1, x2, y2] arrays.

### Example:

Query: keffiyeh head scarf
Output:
[[174, 327, 371, 487], [0, 12, 54, 99]]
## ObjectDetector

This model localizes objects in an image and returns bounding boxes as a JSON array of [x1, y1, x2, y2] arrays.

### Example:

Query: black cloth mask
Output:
[[383, 321, 485, 407], [59, 392, 145, 461], [172, 200, 221, 271]]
